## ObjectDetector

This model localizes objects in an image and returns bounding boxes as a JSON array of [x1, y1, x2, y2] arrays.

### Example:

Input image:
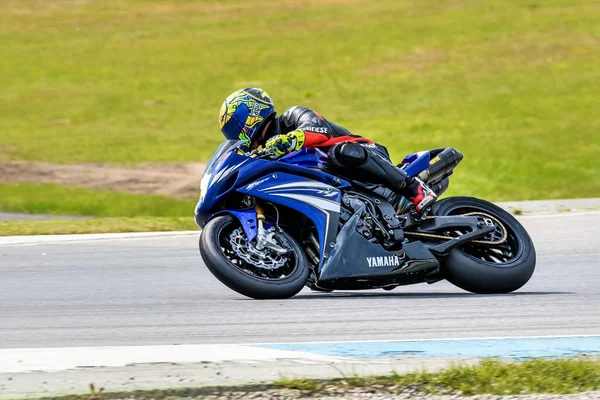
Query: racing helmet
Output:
[[218, 88, 275, 143]]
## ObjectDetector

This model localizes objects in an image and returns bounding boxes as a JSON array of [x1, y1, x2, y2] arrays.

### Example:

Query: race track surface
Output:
[[1, 212, 599, 349]]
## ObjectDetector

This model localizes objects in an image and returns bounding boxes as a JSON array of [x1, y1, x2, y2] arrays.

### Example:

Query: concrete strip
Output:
[[0, 212, 90, 222], [0, 344, 342, 374], [3, 335, 597, 375], [0, 357, 469, 398], [496, 198, 600, 215]]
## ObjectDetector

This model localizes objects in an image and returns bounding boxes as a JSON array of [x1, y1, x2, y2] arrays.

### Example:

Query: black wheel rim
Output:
[[446, 207, 521, 265], [217, 221, 299, 280]]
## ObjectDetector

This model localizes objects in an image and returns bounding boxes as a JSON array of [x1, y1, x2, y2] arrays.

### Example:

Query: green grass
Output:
[[31, 358, 600, 399], [1, 0, 599, 216], [421, 358, 600, 395], [512, 207, 523, 215], [0, 183, 198, 235], [0, 183, 196, 217], [276, 358, 600, 396], [0, 217, 197, 236]]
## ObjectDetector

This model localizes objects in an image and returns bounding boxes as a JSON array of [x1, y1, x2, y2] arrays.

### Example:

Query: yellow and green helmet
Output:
[[218, 88, 275, 143]]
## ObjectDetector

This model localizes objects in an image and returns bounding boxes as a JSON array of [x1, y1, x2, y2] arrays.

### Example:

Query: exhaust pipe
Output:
[[418, 148, 463, 184]]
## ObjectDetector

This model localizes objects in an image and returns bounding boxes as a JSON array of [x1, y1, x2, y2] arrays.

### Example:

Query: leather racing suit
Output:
[[258, 106, 433, 209]]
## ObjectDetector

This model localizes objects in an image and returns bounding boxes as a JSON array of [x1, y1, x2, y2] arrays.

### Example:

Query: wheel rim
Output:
[[446, 207, 522, 265], [218, 222, 299, 280]]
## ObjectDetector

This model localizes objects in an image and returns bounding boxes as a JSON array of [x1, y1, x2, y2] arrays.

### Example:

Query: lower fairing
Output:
[[315, 207, 440, 290]]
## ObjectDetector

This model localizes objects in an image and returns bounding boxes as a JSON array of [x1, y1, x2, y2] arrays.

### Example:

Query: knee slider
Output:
[[330, 143, 367, 167]]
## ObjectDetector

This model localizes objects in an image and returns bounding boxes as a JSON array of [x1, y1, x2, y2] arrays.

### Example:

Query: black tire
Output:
[[432, 196, 536, 294], [199, 215, 309, 299]]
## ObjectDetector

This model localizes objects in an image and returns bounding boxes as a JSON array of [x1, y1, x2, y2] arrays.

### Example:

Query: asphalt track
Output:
[[1, 212, 599, 349]]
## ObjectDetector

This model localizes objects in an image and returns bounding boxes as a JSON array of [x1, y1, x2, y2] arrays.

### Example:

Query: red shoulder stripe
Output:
[[303, 131, 330, 147], [314, 135, 373, 148]]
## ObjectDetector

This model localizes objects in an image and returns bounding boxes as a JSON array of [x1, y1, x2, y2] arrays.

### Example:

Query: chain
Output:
[[403, 212, 508, 245]]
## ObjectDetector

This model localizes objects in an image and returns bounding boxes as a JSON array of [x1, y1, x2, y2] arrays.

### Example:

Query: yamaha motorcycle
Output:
[[195, 141, 536, 299]]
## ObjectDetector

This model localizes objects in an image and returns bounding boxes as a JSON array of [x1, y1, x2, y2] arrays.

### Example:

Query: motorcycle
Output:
[[195, 141, 536, 299]]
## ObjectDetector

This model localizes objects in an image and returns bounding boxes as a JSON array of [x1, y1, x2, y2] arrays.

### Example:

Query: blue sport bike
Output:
[[195, 141, 536, 299]]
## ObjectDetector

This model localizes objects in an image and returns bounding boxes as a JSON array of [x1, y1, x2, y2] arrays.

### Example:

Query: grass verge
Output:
[[0, 183, 196, 218], [0, 217, 197, 236], [34, 358, 600, 400], [275, 358, 600, 396], [1, 0, 599, 202]]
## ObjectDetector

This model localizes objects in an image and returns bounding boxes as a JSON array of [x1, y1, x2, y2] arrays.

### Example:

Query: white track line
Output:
[[0, 344, 342, 373], [0, 230, 199, 246]]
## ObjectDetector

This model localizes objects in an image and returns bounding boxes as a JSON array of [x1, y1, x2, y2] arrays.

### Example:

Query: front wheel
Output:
[[200, 215, 309, 299], [432, 196, 536, 294]]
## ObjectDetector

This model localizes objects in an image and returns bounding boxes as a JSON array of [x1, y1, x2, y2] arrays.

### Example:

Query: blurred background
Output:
[[1, 0, 598, 235]]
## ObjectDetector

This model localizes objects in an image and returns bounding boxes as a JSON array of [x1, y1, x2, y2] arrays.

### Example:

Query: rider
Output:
[[218, 88, 437, 215]]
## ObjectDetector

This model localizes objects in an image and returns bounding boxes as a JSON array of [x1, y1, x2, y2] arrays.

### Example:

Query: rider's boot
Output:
[[405, 178, 437, 216], [327, 142, 437, 215], [351, 147, 438, 215]]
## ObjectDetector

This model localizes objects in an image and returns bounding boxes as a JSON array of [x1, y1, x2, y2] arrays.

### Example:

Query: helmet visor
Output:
[[221, 112, 248, 142]]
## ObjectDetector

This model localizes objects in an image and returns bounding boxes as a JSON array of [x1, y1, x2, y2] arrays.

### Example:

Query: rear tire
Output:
[[200, 215, 309, 299], [432, 197, 536, 294]]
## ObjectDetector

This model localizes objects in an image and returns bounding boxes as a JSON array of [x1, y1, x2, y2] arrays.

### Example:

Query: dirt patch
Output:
[[0, 162, 206, 199]]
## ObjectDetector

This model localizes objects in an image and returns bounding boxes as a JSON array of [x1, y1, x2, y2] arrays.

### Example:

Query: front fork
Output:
[[254, 201, 267, 250], [254, 199, 289, 255]]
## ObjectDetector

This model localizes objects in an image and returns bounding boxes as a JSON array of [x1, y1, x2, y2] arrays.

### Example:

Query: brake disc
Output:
[[228, 228, 288, 270]]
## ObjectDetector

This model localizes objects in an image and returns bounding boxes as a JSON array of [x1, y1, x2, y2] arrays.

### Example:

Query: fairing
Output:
[[196, 140, 454, 286], [317, 201, 439, 286], [195, 142, 348, 268], [239, 173, 341, 266], [401, 151, 431, 176]]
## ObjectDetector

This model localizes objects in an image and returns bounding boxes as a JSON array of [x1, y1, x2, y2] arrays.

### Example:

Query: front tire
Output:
[[200, 215, 309, 299], [432, 197, 536, 294]]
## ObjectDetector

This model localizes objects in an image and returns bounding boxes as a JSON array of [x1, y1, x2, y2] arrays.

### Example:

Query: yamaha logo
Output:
[[366, 255, 402, 268]]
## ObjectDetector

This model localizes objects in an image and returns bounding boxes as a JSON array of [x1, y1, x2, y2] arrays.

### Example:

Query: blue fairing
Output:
[[238, 172, 341, 263], [195, 142, 348, 268], [402, 151, 430, 177], [195, 144, 347, 221], [279, 147, 329, 168], [210, 209, 259, 243], [195, 140, 431, 270]]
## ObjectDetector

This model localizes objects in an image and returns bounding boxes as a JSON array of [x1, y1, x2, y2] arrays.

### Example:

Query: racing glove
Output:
[[264, 130, 306, 159]]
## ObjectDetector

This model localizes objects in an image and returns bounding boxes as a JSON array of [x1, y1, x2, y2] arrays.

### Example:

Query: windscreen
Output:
[[204, 140, 238, 175]]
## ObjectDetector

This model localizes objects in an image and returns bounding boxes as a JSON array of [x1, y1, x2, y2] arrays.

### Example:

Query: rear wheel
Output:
[[200, 215, 309, 299], [432, 197, 536, 294]]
